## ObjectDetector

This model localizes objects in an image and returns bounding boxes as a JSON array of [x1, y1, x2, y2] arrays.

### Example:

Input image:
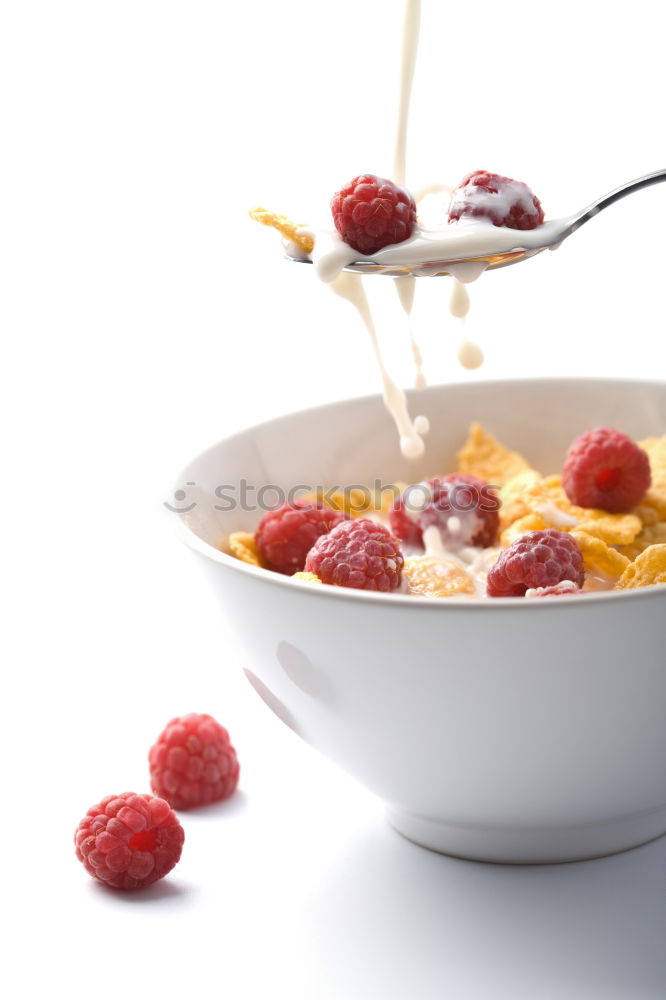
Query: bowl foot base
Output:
[[386, 806, 666, 864]]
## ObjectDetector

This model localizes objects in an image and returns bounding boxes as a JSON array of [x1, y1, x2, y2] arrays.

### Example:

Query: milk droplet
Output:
[[400, 434, 425, 459], [413, 415, 430, 435], [458, 339, 484, 369], [449, 279, 470, 319]]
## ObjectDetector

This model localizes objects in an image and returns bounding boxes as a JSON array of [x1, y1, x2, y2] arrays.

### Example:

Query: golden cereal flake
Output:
[[638, 435, 666, 520], [228, 531, 263, 567], [575, 510, 642, 546], [499, 469, 545, 530], [300, 488, 375, 517], [456, 423, 531, 487], [499, 472, 576, 534], [499, 470, 642, 545], [614, 543, 666, 589], [618, 522, 666, 562], [633, 504, 661, 527], [642, 488, 666, 521], [379, 482, 409, 515], [571, 529, 630, 582], [249, 207, 314, 254], [404, 556, 476, 597], [639, 435, 666, 468], [540, 476, 640, 543], [500, 512, 547, 548], [292, 571, 322, 583]]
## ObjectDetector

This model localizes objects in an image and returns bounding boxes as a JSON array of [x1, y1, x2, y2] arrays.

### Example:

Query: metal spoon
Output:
[[286, 168, 666, 278]]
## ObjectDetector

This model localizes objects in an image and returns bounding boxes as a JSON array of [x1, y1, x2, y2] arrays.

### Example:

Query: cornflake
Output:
[[499, 470, 642, 546], [638, 435, 666, 520], [301, 488, 375, 517], [249, 207, 314, 254], [292, 571, 322, 583], [404, 556, 475, 597], [500, 512, 547, 548], [456, 423, 531, 487], [618, 522, 666, 562], [614, 544, 666, 589], [228, 531, 264, 567], [570, 529, 630, 583]]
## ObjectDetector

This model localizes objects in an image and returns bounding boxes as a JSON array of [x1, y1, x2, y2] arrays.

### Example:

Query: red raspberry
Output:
[[256, 501, 347, 574], [448, 170, 544, 230], [149, 713, 239, 810], [562, 427, 651, 513], [388, 475, 499, 549], [74, 792, 184, 890], [331, 174, 417, 255], [487, 529, 584, 597], [305, 518, 404, 591]]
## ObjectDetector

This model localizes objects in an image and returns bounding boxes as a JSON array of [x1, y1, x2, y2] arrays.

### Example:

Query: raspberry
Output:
[[388, 475, 499, 549], [304, 518, 404, 591], [256, 501, 347, 574], [331, 174, 417, 255], [74, 792, 184, 890], [562, 428, 651, 513], [149, 713, 240, 810], [448, 170, 544, 230], [487, 529, 584, 597]]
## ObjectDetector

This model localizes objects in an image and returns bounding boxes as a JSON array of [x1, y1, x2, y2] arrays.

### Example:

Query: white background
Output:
[[2, 1, 665, 997]]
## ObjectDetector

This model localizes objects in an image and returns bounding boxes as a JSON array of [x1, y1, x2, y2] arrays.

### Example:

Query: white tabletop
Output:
[[8, 521, 666, 1000]]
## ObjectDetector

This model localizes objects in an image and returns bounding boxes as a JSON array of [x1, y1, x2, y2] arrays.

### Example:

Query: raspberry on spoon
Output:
[[448, 170, 544, 230], [331, 174, 417, 255]]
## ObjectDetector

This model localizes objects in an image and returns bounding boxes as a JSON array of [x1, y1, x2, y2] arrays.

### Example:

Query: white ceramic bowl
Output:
[[172, 378, 666, 863]]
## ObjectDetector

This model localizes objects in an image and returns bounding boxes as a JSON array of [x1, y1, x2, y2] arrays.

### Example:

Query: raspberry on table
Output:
[[448, 170, 544, 230], [305, 518, 404, 591], [487, 529, 584, 597], [562, 427, 651, 513], [74, 792, 184, 890], [149, 713, 240, 810], [331, 174, 417, 255], [388, 474, 499, 549], [256, 500, 347, 575]]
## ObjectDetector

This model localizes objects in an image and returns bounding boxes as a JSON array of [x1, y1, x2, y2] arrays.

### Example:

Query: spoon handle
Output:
[[566, 168, 666, 237]]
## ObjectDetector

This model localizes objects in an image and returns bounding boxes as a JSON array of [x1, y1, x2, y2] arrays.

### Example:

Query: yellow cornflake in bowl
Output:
[[404, 556, 476, 598], [633, 504, 661, 527], [570, 529, 630, 583], [292, 571, 322, 584], [498, 468, 642, 547], [498, 469, 545, 530], [300, 488, 376, 518], [228, 531, 263, 568], [614, 543, 666, 590], [638, 435, 666, 521], [500, 512, 547, 548], [617, 522, 666, 562], [575, 510, 643, 546], [457, 423, 531, 487]]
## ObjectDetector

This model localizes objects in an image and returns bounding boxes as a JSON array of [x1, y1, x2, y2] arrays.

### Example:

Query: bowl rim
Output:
[[171, 375, 666, 611]]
